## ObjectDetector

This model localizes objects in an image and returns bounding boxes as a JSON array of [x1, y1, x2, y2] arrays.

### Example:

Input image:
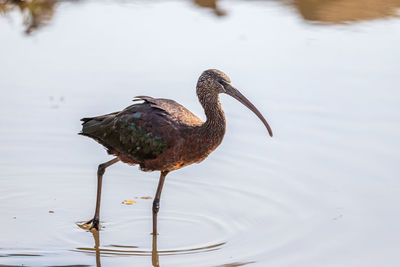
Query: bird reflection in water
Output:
[[76, 222, 229, 267], [151, 234, 160, 267], [77, 223, 103, 267], [77, 223, 161, 267]]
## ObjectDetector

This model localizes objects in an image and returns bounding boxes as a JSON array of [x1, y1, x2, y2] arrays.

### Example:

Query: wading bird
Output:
[[80, 69, 273, 234]]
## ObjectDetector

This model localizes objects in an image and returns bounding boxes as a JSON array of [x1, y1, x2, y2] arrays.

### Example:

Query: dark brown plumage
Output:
[[81, 69, 273, 234]]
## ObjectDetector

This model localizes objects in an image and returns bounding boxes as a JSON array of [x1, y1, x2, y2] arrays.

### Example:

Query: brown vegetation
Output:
[[291, 0, 400, 23], [0, 0, 57, 34], [1, 0, 399, 34]]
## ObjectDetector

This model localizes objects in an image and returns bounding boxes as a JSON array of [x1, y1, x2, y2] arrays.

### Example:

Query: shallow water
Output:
[[0, 0, 400, 266]]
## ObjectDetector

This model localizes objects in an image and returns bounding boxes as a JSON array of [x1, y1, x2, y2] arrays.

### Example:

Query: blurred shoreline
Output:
[[1, 0, 400, 34]]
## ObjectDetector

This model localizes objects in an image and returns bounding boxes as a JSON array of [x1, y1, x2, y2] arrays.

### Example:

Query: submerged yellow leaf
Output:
[[122, 200, 136, 205]]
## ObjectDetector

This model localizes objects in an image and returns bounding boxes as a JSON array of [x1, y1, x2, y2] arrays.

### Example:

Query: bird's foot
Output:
[[84, 218, 100, 231]]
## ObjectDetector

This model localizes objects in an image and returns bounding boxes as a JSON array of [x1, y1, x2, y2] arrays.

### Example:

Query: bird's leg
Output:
[[152, 170, 169, 235], [86, 157, 120, 231]]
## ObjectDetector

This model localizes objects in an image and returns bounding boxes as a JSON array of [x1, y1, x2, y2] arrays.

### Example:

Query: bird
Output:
[[80, 69, 273, 234]]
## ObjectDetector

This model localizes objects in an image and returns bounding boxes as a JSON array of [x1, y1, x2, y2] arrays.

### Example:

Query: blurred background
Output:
[[0, 0, 399, 266]]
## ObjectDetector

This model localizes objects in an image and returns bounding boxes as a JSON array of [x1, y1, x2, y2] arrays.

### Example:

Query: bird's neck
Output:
[[198, 92, 226, 143]]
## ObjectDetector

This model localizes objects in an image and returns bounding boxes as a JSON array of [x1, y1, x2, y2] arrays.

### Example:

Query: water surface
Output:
[[0, 1, 400, 266]]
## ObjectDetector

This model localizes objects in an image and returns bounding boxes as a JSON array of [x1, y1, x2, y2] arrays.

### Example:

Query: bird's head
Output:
[[197, 69, 273, 137]]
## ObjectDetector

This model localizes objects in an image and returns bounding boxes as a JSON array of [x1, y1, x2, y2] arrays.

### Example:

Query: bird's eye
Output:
[[218, 80, 226, 92]]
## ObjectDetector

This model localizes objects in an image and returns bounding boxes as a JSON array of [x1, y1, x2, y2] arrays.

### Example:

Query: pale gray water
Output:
[[0, 1, 400, 266]]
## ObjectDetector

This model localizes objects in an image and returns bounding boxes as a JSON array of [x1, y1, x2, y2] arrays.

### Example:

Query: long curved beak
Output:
[[224, 83, 273, 137]]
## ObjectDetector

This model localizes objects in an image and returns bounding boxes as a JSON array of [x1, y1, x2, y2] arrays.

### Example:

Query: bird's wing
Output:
[[80, 100, 181, 162], [134, 96, 203, 126]]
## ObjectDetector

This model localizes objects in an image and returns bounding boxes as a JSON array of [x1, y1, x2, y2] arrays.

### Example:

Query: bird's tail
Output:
[[79, 112, 118, 137]]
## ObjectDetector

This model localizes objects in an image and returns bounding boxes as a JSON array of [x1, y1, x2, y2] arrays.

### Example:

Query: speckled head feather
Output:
[[200, 69, 231, 83], [197, 68, 273, 137], [197, 69, 232, 97]]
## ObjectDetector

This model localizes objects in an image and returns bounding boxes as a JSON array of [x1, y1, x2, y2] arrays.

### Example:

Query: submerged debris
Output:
[[122, 200, 136, 205], [135, 196, 152, 199]]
